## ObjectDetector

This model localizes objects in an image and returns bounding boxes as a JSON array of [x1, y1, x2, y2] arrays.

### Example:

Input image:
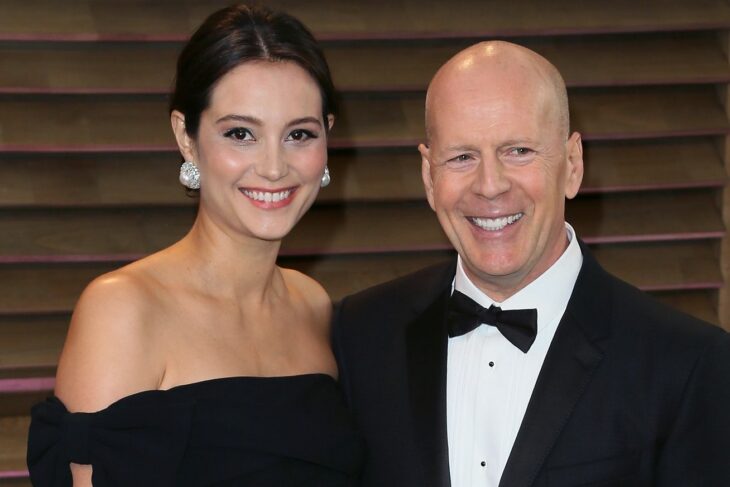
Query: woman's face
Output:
[[175, 60, 331, 243]]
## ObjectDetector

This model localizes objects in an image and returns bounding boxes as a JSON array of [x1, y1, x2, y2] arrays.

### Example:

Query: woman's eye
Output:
[[287, 129, 317, 142], [224, 127, 254, 141]]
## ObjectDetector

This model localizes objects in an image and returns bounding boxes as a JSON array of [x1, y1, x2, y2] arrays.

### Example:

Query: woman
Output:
[[27, 4, 362, 486]]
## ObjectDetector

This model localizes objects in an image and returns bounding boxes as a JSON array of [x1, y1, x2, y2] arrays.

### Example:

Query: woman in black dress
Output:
[[27, 4, 362, 486]]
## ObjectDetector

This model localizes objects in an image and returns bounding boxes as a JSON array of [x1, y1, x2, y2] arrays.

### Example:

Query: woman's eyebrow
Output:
[[215, 114, 263, 125]]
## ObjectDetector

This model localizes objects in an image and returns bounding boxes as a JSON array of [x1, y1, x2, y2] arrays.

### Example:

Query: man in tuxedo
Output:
[[332, 41, 730, 486]]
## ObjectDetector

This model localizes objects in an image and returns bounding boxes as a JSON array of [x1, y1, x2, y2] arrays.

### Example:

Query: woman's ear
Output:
[[171, 110, 196, 161], [327, 114, 335, 132]]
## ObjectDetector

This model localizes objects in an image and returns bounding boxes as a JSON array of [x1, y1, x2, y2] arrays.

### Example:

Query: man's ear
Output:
[[418, 143, 436, 211], [564, 131, 584, 200], [171, 110, 196, 162]]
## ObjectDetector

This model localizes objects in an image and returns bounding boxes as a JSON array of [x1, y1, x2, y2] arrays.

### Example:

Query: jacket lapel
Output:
[[405, 259, 456, 487], [499, 243, 611, 487]]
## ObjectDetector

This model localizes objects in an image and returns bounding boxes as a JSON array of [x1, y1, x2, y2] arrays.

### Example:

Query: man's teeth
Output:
[[242, 189, 292, 203], [470, 213, 523, 231]]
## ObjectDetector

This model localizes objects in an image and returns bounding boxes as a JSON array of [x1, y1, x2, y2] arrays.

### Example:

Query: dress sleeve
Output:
[[27, 395, 194, 487]]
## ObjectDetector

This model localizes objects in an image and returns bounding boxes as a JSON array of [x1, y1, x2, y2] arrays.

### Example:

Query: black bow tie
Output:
[[447, 290, 538, 353]]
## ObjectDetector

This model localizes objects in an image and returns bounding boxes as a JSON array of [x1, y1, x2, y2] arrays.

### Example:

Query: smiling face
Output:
[[172, 60, 331, 242], [419, 42, 583, 300]]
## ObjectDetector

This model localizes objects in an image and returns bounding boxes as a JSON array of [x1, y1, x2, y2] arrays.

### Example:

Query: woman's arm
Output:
[[55, 272, 164, 486]]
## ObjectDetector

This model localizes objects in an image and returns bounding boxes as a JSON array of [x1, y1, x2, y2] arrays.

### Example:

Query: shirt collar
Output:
[[453, 222, 583, 334]]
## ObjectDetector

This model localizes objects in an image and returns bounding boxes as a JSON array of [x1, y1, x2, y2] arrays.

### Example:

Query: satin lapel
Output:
[[406, 283, 453, 487], [499, 243, 610, 487]]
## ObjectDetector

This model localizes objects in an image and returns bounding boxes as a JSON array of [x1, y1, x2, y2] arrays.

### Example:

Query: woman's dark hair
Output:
[[170, 3, 337, 137]]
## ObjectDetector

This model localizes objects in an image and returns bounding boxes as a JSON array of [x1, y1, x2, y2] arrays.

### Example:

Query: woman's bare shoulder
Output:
[[55, 263, 167, 412], [280, 268, 332, 323]]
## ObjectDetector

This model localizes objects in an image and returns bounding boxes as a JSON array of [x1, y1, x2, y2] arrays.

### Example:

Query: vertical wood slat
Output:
[[717, 31, 730, 328]]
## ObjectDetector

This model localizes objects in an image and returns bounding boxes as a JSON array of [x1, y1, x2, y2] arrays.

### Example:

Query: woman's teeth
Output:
[[470, 212, 524, 231], [241, 189, 292, 203]]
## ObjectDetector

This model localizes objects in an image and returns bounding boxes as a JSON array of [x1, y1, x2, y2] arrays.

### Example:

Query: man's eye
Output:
[[510, 147, 532, 156], [224, 128, 253, 141], [449, 154, 472, 163], [288, 129, 317, 141]]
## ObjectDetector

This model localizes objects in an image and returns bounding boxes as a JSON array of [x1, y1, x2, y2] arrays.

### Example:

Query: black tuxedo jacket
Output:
[[332, 244, 730, 487]]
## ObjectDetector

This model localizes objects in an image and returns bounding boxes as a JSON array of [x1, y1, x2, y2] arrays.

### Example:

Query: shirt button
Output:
[[489, 361, 494, 367], [481, 461, 486, 467]]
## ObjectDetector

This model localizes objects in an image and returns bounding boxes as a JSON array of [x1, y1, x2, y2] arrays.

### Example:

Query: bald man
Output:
[[333, 42, 730, 487]]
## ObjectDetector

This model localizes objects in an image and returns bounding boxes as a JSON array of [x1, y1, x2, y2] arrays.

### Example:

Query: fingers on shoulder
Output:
[[56, 271, 162, 412]]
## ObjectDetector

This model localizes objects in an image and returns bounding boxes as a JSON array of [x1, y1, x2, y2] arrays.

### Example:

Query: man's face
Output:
[[419, 69, 583, 300]]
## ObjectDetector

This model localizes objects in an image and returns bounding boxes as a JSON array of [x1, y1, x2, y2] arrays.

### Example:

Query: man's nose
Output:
[[471, 156, 511, 199]]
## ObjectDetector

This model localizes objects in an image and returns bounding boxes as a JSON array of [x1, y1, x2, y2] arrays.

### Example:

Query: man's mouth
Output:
[[468, 212, 524, 231]]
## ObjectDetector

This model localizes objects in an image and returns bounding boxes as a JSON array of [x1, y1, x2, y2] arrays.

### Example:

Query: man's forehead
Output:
[[427, 77, 550, 125], [430, 56, 546, 102], [426, 41, 569, 140], [425, 91, 560, 152]]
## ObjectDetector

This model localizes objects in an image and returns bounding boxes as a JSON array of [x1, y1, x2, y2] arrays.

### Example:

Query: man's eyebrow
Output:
[[215, 114, 263, 125], [443, 144, 480, 153], [500, 138, 536, 146]]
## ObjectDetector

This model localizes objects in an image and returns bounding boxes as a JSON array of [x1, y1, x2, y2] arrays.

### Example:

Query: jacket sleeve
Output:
[[655, 332, 730, 486]]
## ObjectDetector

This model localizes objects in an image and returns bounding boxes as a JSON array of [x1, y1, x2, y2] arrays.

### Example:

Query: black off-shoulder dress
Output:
[[27, 374, 363, 486]]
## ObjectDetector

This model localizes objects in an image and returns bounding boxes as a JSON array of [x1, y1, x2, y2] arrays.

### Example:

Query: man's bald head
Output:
[[418, 40, 584, 299], [425, 41, 570, 142]]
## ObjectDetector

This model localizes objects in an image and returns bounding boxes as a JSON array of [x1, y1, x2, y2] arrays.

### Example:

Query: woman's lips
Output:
[[239, 187, 297, 209]]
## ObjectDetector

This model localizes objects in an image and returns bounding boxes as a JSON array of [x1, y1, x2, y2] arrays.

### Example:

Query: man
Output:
[[332, 41, 730, 486]]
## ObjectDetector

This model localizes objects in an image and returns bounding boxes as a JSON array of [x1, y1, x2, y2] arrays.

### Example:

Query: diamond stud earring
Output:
[[179, 161, 201, 189]]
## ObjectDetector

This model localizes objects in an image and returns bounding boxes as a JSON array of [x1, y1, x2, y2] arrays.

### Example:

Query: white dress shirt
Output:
[[447, 223, 583, 487]]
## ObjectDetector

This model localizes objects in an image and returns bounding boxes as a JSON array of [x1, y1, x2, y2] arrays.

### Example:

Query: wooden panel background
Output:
[[0, 0, 728, 481]]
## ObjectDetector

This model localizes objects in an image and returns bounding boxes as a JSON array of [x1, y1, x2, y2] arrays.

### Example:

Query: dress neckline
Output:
[[53, 373, 338, 414], [161, 372, 336, 392]]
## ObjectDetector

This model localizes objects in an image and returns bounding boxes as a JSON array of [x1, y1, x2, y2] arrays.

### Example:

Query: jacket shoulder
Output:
[[611, 273, 725, 344], [576, 242, 725, 346]]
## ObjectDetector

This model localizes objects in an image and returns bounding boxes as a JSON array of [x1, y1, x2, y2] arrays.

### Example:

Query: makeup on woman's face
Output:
[[192, 60, 330, 241]]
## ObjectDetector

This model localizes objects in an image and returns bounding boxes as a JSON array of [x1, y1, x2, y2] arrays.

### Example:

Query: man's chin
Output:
[[461, 253, 525, 283]]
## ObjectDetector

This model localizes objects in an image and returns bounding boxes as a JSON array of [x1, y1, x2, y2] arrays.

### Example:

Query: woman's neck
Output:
[[172, 212, 285, 305]]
